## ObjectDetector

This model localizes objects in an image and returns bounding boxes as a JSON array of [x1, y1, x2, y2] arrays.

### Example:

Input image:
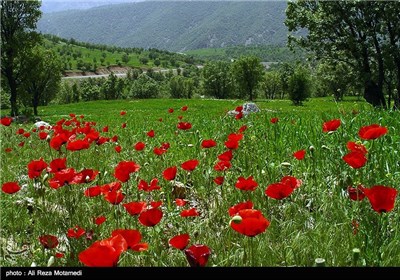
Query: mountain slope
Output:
[[37, 1, 292, 52]]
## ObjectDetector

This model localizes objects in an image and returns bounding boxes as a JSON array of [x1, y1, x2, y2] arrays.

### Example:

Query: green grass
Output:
[[1, 97, 399, 267]]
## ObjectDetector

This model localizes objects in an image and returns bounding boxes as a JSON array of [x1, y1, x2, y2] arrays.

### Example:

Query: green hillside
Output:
[[42, 34, 201, 74], [37, 1, 295, 52]]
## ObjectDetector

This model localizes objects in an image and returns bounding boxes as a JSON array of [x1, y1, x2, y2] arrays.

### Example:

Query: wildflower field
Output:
[[1, 98, 399, 267]]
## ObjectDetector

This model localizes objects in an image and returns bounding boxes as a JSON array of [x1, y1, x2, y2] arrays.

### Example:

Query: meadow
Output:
[[1, 97, 399, 267]]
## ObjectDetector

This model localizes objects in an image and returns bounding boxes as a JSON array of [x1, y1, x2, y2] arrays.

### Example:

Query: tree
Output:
[[231, 56, 264, 101], [261, 71, 282, 100], [129, 75, 159, 99], [285, 1, 400, 109], [20, 46, 63, 115], [288, 65, 311, 106], [201, 61, 232, 99], [1, 0, 42, 116]]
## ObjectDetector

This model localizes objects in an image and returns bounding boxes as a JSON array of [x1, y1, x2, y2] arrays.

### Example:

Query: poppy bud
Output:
[[314, 258, 325, 267], [309, 145, 315, 152], [321, 145, 329, 150], [230, 215, 242, 225], [47, 256, 55, 267], [280, 162, 291, 167], [42, 173, 49, 183], [352, 248, 360, 265], [46, 135, 51, 142]]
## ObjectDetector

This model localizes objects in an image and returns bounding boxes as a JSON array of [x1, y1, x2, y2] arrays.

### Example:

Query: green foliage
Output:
[[288, 65, 312, 105], [201, 61, 233, 99], [19, 46, 63, 115], [261, 71, 283, 100], [1, 0, 42, 116], [129, 75, 159, 99], [231, 56, 265, 101], [286, 1, 400, 109], [168, 76, 194, 99]]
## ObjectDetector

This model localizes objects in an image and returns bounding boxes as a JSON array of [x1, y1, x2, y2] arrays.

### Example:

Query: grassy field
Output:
[[1, 97, 399, 267]]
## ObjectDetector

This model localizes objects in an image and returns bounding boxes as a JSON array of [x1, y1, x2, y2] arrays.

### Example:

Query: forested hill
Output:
[[37, 1, 294, 52]]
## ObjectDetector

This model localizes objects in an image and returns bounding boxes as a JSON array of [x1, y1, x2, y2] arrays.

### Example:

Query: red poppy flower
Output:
[[235, 111, 243, 120], [363, 186, 397, 213], [50, 133, 68, 151], [168, 108, 174, 113], [181, 106, 188, 111], [2, 182, 21, 194], [230, 209, 270, 237], [111, 135, 118, 142], [218, 150, 233, 161], [94, 216, 106, 225], [177, 122, 192, 130], [123, 201, 147, 216], [161, 142, 170, 150], [134, 142, 145, 151], [322, 119, 341, 132], [39, 235, 59, 249], [280, 176, 302, 189], [104, 190, 125, 205], [96, 136, 109, 145], [225, 139, 239, 150], [184, 244, 211, 267], [100, 182, 122, 193], [27, 158, 48, 179], [120, 111, 127, 116], [175, 198, 187, 207], [102, 126, 109, 132], [114, 161, 140, 182], [235, 106, 243, 112], [1, 116, 12, 126], [150, 201, 162, 208], [138, 178, 161, 192], [79, 234, 128, 267], [153, 146, 167, 156], [147, 130, 155, 138], [358, 124, 388, 140], [213, 161, 231, 171], [265, 183, 295, 200], [238, 125, 248, 133], [38, 132, 48, 140], [213, 176, 224, 185], [201, 139, 217, 148], [228, 201, 254, 217], [4, 148, 12, 153], [76, 169, 99, 183], [180, 208, 200, 217], [181, 159, 199, 172], [67, 226, 86, 239], [169, 233, 190, 250], [121, 123, 127, 129], [18, 141, 24, 147], [55, 252, 64, 258], [47, 158, 67, 173], [138, 208, 163, 227], [228, 133, 243, 142], [347, 185, 366, 201], [293, 149, 306, 160], [111, 229, 148, 252], [23, 132, 31, 138], [69, 113, 76, 118], [16, 128, 25, 135], [270, 117, 279, 124], [235, 176, 258, 191], [162, 166, 177, 181], [84, 186, 102, 197], [347, 141, 368, 155], [114, 145, 122, 153], [48, 168, 78, 189], [342, 151, 367, 169], [66, 139, 90, 151]]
